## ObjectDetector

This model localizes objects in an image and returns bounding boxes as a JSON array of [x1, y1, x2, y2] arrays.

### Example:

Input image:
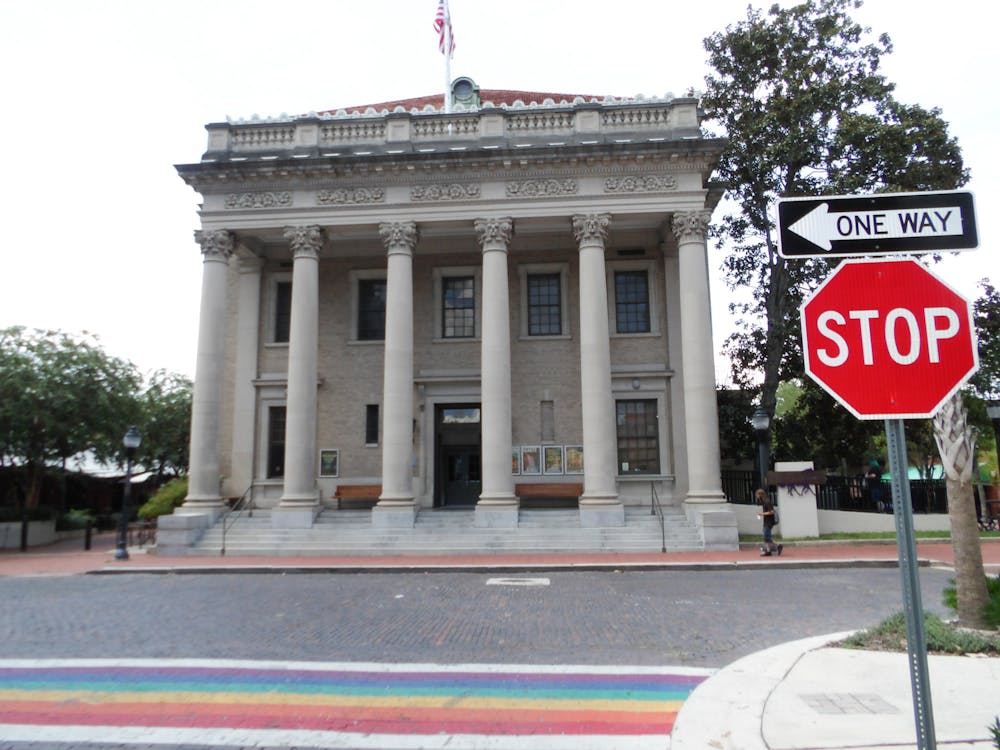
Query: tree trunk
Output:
[[934, 392, 988, 628]]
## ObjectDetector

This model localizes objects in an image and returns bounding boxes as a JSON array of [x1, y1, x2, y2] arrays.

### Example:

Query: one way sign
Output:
[[777, 190, 978, 258]]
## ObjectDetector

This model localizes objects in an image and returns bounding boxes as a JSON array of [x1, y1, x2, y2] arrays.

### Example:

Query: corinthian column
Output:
[[573, 213, 624, 527], [275, 225, 323, 528], [474, 217, 518, 528], [185, 229, 233, 511], [374, 221, 418, 528], [673, 211, 726, 509]]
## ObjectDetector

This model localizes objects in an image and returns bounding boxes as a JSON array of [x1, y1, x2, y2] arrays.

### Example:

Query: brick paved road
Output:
[[0, 568, 952, 668]]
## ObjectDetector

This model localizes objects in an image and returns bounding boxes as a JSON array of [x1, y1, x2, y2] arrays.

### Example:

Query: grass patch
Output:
[[840, 611, 1000, 655]]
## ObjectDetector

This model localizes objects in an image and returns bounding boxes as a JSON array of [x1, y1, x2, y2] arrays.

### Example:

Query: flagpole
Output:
[[443, 0, 452, 113]]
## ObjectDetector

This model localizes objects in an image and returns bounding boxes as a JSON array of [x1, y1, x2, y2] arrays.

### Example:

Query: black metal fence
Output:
[[721, 469, 949, 514]]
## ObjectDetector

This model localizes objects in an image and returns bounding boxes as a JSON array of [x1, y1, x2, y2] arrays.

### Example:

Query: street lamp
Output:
[[750, 406, 771, 492], [114, 426, 141, 561]]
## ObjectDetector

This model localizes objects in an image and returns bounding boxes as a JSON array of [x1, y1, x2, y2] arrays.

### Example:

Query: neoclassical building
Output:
[[170, 79, 736, 548]]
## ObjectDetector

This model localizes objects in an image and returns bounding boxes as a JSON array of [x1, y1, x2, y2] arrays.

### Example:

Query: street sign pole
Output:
[[885, 418, 936, 750]]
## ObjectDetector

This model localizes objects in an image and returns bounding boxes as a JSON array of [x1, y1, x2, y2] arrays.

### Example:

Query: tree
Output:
[[139, 370, 192, 483], [701, 0, 968, 420], [934, 393, 988, 627], [0, 327, 142, 508], [971, 280, 1000, 399]]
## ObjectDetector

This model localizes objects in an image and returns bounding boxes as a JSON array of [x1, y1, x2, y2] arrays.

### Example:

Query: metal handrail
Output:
[[649, 482, 666, 553], [220, 485, 254, 557]]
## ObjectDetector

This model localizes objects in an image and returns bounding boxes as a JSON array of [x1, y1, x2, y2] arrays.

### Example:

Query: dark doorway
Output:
[[435, 404, 481, 506]]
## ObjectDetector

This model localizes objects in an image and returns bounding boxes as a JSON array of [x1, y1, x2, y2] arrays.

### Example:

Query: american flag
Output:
[[434, 0, 455, 57]]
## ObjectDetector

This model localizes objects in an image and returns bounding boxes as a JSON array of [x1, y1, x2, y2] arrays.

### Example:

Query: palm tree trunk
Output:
[[934, 392, 988, 628]]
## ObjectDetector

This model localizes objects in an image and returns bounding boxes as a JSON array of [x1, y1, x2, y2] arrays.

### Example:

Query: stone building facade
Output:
[[172, 79, 735, 546]]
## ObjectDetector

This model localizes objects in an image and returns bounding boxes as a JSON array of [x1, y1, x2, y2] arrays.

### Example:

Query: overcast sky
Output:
[[0, 0, 995, 382]]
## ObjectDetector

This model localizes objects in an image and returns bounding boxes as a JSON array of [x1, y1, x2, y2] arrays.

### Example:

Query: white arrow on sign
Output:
[[788, 202, 965, 251]]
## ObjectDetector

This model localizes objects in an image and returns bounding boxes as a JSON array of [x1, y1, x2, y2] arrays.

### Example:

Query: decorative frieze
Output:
[[284, 225, 324, 260], [225, 191, 292, 209], [572, 214, 611, 244], [196, 229, 234, 261], [474, 217, 514, 247], [506, 179, 577, 197], [411, 183, 481, 201], [316, 187, 385, 205], [604, 175, 677, 193], [672, 211, 712, 243]]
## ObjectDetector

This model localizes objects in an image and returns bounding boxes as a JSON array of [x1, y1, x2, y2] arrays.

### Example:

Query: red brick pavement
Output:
[[2, 531, 999, 577]]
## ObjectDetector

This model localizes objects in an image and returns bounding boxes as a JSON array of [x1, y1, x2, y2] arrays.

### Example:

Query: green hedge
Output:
[[138, 477, 188, 520]]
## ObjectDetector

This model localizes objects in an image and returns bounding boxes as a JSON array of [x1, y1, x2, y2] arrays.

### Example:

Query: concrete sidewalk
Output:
[[2, 533, 999, 749], [4, 531, 999, 576]]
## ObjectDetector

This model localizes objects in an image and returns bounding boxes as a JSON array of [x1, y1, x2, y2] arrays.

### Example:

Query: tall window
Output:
[[365, 404, 379, 446], [615, 270, 650, 333], [274, 281, 292, 343], [442, 276, 475, 338], [527, 273, 561, 336], [266, 406, 286, 478], [615, 399, 659, 474], [357, 279, 386, 341]]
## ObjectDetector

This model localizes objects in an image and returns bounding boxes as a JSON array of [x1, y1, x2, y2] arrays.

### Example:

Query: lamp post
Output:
[[114, 426, 142, 561], [751, 406, 771, 492]]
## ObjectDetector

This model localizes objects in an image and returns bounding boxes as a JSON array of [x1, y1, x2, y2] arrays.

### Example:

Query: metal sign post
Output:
[[885, 418, 936, 750]]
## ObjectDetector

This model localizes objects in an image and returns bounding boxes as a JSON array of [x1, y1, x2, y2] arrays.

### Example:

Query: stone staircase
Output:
[[187, 505, 704, 556]]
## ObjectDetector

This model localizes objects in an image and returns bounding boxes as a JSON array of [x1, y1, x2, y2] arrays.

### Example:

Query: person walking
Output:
[[756, 488, 782, 556]]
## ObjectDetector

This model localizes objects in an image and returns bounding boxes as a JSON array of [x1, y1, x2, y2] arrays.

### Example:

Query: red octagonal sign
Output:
[[801, 258, 979, 420]]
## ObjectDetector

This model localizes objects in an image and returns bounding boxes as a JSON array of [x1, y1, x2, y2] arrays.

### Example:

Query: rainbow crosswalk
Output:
[[0, 659, 711, 749]]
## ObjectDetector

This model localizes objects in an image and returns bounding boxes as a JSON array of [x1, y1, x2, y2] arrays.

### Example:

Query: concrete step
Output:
[[190, 505, 703, 556]]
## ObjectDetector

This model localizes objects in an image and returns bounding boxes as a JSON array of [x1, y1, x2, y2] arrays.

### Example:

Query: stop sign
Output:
[[801, 258, 978, 419]]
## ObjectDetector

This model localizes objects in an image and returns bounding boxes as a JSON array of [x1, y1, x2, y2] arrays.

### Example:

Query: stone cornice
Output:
[[176, 139, 724, 192]]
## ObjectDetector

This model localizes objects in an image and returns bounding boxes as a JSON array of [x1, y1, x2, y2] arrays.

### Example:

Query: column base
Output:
[[475, 502, 519, 528], [372, 501, 417, 528], [181, 495, 227, 512], [579, 500, 625, 527]]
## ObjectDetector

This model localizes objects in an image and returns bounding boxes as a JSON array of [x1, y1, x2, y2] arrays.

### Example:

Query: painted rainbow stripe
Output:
[[0, 661, 708, 738]]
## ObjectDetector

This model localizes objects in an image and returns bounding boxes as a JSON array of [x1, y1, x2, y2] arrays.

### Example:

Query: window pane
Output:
[[527, 273, 561, 335], [443, 277, 475, 338], [615, 399, 659, 474], [615, 271, 650, 333], [358, 279, 386, 340], [274, 281, 292, 343], [267, 406, 286, 478]]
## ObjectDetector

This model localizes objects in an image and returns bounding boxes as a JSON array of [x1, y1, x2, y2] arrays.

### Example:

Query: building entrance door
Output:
[[435, 404, 481, 507]]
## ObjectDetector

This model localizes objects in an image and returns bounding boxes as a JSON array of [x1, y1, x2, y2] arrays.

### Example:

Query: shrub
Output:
[[138, 477, 188, 520], [943, 575, 1000, 630], [56, 508, 95, 531], [841, 611, 1000, 654]]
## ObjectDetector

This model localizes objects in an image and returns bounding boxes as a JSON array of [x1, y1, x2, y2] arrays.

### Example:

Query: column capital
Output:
[[379, 221, 418, 255], [672, 211, 712, 243], [195, 229, 234, 262], [474, 217, 513, 249], [572, 213, 610, 245], [283, 225, 323, 259]]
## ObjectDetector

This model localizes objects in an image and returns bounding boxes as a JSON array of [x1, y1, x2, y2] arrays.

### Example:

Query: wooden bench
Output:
[[515, 482, 583, 508], [333, 484, 382, 510]]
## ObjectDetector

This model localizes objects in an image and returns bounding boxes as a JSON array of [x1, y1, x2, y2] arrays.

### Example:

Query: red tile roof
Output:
[[322, 89, 612, 115]]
